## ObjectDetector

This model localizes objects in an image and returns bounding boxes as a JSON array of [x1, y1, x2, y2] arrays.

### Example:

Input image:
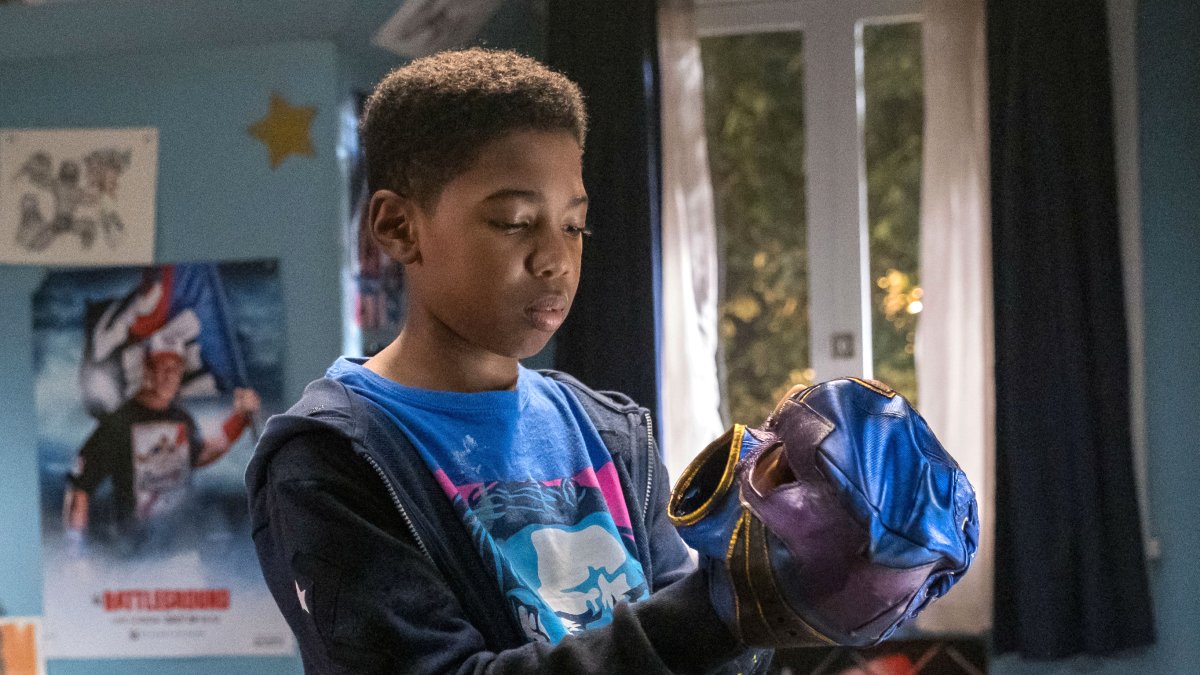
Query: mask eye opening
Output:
[[748, 442, 792, 498]]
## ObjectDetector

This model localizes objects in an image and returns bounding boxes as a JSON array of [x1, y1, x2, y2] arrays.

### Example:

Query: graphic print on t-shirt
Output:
[[129, 421, 192, 522], [329, 359, 653, 645], [509, 516, 646, 636], [441, 466, 649, 642]]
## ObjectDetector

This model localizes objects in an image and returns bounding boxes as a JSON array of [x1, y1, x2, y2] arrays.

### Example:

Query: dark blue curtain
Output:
[[988, 0, 1155, 657], [544, 0, 662, 424]]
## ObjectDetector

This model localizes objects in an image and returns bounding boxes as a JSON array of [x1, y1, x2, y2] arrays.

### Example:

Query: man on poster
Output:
[[63, 332, 260, 554]]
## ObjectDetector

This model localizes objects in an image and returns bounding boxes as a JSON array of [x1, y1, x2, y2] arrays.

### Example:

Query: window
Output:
[[696, 0, 923, 419]]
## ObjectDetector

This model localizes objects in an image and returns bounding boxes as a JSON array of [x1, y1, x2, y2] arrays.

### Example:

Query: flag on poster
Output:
[[34, 259, 292, 659], [80, 263, 248, 417]]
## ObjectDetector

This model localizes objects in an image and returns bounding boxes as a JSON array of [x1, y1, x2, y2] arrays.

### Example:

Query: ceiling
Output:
[[0, 0, 540, 63]]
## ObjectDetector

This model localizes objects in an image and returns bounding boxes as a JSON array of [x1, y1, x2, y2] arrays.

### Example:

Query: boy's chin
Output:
[[505, 333, 556, 361]]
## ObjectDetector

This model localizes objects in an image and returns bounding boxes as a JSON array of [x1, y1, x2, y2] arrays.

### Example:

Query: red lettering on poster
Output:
[[101, 588, 231, 611]]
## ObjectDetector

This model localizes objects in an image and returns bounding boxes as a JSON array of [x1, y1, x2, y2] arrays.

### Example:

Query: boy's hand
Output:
[[669, 378, 978, 648]]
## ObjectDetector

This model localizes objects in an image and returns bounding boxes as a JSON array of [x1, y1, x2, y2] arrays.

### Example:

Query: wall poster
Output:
[[0, 127, 157, 266], [33, 260, 294, 658]]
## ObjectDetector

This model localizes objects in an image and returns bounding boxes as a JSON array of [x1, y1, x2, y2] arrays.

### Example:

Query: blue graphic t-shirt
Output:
[[328, 358, 650, 643]]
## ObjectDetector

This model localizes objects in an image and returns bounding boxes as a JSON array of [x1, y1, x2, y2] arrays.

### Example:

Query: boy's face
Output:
[[402, 129, 588, 361]]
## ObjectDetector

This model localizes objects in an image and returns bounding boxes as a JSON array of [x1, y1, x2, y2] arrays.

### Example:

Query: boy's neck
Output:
[[364, 328, 520, 393]]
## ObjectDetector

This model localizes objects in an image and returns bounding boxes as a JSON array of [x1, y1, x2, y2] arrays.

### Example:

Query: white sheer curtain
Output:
[[913, 0, 995, 634], [657, 0, 725, 483]]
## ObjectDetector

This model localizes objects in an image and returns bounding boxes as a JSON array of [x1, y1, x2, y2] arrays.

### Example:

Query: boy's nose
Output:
[[528, 228, 575, 278]]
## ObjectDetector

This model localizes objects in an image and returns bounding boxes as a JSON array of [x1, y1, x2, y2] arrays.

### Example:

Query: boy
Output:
[[246, 48, 769, 673]]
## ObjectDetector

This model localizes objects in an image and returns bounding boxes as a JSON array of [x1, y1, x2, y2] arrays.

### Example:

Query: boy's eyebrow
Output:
[[483, 189, 588, 208]]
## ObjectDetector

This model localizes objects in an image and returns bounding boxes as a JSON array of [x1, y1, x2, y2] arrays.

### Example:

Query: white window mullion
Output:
[[804, 14, 872, 381]]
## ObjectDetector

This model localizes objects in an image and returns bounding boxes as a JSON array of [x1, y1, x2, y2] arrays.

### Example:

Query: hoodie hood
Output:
[[246, 378, 365, 502]]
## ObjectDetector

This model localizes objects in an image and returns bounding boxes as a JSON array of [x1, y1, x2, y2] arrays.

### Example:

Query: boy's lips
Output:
[[525, 294, 569, 332]]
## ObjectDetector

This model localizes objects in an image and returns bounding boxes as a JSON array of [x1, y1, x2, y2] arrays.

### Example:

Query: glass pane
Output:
[[700, 31, 810, 424], [862, 22, 923, 404]]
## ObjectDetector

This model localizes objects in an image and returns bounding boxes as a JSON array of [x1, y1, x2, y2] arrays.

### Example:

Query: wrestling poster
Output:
[[33, 260, 294, 658], [0, 128, 157, 266]]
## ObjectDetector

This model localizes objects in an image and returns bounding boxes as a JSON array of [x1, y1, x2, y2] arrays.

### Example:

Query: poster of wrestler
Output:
[[0, 128, 157, 266], [33, 260, 294, 658]]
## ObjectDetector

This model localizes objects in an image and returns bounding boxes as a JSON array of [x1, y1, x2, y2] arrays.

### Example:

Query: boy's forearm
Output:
[[629, 568, 745, 672]]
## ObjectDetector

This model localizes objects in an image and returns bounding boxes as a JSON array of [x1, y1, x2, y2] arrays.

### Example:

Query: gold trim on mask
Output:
[[668, 424, 745, 527]]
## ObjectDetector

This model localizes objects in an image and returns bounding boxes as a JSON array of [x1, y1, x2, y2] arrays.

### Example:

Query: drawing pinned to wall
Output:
[[0, 617, 45, 675], [248, 93, 316, 169], [0, 128, 157, 266]]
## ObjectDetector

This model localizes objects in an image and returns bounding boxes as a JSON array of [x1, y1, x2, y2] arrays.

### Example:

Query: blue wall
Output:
[[0, 39, 347, 675], [1135, 0, 1200, 671]]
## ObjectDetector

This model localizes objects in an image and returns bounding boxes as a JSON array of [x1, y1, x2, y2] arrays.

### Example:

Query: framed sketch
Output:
[[0, 128, 158, 266]]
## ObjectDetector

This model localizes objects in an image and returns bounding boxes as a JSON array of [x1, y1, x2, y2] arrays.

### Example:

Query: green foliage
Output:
[[700, 32, 810, 424], [863, 23, 923, 404]]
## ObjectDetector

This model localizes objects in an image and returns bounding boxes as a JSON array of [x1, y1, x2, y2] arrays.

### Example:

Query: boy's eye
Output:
[[490, 220, 591, 238], [490, 220, 529, 232]]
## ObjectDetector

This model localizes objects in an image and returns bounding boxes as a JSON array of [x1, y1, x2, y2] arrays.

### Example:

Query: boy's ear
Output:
[[368, 190, 421, 264]]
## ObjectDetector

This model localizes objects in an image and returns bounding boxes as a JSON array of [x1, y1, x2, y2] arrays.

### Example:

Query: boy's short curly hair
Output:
[[360, 48, 588, 209]]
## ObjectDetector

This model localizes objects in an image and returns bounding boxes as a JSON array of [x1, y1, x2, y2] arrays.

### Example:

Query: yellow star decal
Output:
[[248, 93, 317, 169]]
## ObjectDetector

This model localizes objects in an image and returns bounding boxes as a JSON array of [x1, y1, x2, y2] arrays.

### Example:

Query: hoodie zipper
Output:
[[642, 411, 656, 522], [362, 453, 433, 563]]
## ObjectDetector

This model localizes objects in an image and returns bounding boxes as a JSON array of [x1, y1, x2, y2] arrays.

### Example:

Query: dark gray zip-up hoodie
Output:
[[246, 369, 769, 674]]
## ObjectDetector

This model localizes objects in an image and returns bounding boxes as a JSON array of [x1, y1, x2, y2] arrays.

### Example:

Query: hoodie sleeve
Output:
[[249, 428, 747, 675], [640, 411, 699, 592]]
